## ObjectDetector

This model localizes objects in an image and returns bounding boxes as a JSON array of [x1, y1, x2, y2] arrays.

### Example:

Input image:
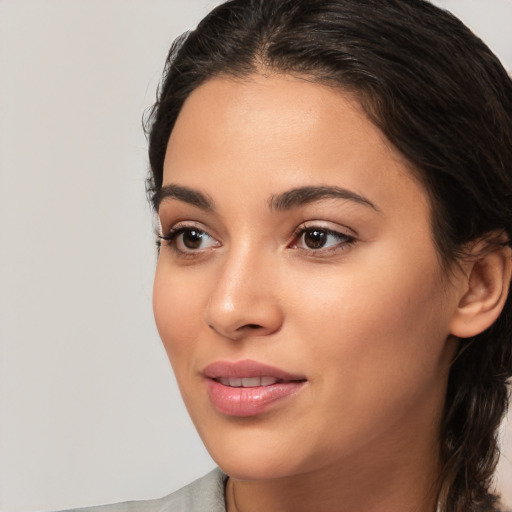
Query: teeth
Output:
[[241, 377, 260, 387], [218, 376, 278, 387], [224, 377, 242, 387]]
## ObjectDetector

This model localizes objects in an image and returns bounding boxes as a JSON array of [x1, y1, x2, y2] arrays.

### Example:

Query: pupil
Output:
[[305, 229, 326, 249], [183, 230, 203, 249]]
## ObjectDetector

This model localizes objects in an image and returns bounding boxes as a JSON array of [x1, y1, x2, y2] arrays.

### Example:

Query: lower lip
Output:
[[205, 379, 305, 417]]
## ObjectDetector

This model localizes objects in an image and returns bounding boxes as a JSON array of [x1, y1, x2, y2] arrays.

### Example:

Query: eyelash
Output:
[[290, 225, 356, 255], [157, 223, 357, 257], [157, 224, 218, 256]]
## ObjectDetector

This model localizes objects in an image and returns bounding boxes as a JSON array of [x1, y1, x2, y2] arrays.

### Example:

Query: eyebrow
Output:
[[269, 185, 379, 212], [153, 183, 378, 214], [153, 184, 215, 211]]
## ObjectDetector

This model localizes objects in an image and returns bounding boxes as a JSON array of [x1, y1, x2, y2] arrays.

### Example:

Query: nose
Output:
[[203, 248, 283, 341]]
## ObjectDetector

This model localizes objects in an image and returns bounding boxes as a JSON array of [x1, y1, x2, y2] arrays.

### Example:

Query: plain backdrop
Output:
[[0, 1, 511, 511]]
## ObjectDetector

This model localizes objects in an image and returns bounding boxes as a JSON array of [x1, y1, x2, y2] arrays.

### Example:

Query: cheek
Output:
[[288, 245, 451, 384], [284, 260, 451, 452], [153, 263, 202, 366]]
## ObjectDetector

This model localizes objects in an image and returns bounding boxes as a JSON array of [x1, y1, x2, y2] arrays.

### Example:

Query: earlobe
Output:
[[450, 243, 512, 339]]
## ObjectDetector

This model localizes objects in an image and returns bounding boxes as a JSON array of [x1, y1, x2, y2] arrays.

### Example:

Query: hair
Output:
[[145, 1, 512, 510]]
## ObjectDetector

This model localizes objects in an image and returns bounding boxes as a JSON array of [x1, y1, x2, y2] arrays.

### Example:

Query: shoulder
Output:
[[58, 468, 228, 512]]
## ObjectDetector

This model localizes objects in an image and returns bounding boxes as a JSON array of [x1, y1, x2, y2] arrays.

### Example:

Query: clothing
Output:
[[60, 468, 227, 512]]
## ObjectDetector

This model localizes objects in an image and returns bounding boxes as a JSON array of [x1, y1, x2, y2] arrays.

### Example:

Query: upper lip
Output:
[[202, 359, 306, 381]]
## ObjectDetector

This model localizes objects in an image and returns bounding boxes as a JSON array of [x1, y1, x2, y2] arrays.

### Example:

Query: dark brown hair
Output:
[[145, 1, 512, 510]]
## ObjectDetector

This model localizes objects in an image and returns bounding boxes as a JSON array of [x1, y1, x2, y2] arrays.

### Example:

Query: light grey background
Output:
[[0, 1, 511, 511]]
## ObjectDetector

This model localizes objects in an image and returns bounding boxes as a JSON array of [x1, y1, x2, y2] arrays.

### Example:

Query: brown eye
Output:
[[181, 229, 206, 249], [159, 226, 220, 254], [293, 226, 356, 253], [303, 229, 328, 249]]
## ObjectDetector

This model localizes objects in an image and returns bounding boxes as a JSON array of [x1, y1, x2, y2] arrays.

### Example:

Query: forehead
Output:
[[168, 74, 386, 159], [163, 74, 429, 221]]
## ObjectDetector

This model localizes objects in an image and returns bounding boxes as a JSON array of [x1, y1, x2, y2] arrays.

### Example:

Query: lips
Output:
[[202, 360, 306, 417]]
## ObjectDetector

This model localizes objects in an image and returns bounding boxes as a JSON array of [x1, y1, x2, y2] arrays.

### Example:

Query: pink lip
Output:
[[203, 359, 306, 381], [203, 359, 307, 417]]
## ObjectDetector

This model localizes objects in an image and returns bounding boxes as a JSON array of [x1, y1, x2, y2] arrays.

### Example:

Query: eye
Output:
[[291, 225, 356, 253], [159, 225, 220, 254]]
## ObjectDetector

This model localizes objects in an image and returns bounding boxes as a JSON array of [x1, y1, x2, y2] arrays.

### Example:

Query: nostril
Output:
[[209, 322, 261, 330]]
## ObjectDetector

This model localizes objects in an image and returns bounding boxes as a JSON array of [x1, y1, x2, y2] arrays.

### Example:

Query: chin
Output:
[[216, 454, 303, 482], [196, 421, 315, 482]]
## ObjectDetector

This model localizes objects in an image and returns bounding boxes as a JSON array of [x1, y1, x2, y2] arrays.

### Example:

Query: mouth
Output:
[[216, 376, 280, 387], [202, 360, 307, 417]]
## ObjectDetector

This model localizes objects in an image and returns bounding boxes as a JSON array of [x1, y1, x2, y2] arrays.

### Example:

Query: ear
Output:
[[450, 242, 512, 339]]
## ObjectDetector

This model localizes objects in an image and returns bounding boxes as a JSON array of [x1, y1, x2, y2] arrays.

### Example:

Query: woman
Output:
[[69, 0, 512, 511]]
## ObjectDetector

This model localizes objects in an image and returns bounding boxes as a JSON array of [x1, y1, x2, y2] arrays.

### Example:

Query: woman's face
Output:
[[153, 75, 461, 481]]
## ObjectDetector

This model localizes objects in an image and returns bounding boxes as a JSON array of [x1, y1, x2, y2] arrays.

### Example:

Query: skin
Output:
[[153, 74, 468, 512]]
